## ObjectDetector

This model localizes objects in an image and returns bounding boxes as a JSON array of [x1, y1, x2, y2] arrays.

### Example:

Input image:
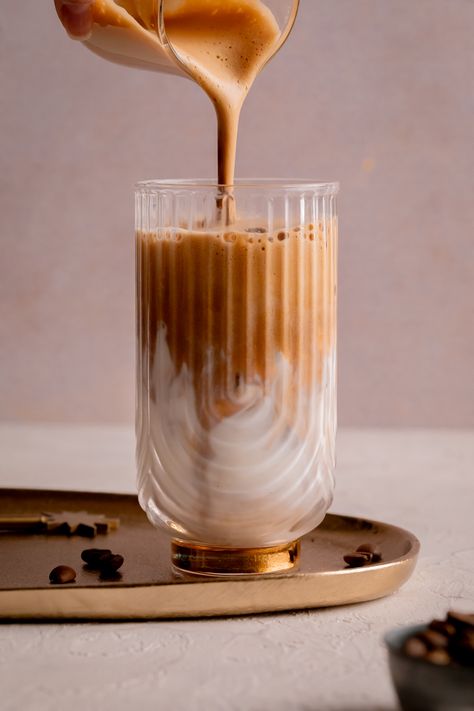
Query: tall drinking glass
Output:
[[136, 180, 338, 575]]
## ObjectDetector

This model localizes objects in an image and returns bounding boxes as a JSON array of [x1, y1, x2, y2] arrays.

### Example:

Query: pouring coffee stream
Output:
[[160, 0, 299, 189], [58, 0, 299, 196]]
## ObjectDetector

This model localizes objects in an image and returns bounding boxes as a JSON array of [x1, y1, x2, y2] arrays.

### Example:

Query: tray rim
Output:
[[0, 488, 420, 618]]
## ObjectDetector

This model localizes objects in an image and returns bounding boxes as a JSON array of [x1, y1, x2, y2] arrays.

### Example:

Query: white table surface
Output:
[[0, 425, 473, 711]]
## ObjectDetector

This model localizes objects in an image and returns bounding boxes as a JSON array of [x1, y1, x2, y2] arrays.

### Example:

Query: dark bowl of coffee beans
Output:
[[385, 612, 474, 711]]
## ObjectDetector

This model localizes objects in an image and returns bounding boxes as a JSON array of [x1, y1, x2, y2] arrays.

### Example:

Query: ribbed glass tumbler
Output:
[[136, 180, 339, 576]]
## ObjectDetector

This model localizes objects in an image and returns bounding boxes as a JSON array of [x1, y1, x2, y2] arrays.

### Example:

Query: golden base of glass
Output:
[[171, 539, 301, 577]]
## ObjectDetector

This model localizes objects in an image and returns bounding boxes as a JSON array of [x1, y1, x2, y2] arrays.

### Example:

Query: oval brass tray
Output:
[[0, 488, 419, 620]]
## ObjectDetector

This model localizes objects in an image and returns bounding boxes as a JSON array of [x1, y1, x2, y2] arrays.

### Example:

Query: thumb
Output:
[[55, 0, 95, 41]]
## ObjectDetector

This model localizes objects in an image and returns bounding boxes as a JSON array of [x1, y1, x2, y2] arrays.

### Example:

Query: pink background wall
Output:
[[1, 0, 473, 426]]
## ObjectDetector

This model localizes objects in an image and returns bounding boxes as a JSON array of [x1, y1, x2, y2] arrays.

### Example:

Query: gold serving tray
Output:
[[0, 488, 419, 620]]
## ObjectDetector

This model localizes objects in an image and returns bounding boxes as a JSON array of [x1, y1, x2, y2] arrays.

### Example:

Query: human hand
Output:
[[54, 0, 94, 40]]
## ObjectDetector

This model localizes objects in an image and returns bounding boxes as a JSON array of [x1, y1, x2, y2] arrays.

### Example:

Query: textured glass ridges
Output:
[[136, 184, 337, 547]]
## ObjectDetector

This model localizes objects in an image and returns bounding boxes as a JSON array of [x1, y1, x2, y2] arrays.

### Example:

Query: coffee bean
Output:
[[81, 548, 112, 567], [403, 636, 428, 658], [356, 543, 382, 562], [343, 552, 371, 568], [429, 619, 457, 637], [402, 611, 474, 669], [419, 629, 449, 650], [425, 649, 451, 666], [81, 548, 124, 577], [49, 565, 76, 584], [98, 553, 124, 573]]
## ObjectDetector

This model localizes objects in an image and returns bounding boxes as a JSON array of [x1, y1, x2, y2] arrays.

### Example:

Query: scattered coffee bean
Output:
[[98, 553, 124, 573], [81, 548, 112, 568], [428, 619, 457, 637], [81, 548, 124, 581], [356, 543, 382, 562], [343, 542, 384, 568], [49, 565, 76, 585], [403, 636, 428, 658], [402, 611, 474, 668], [343, 552, 372, 568], [425, 648, 451, 666], [419, 629, 450, 650]]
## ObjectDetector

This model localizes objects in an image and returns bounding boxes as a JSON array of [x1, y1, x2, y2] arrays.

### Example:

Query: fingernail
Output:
[[60, 1, 94, 40]]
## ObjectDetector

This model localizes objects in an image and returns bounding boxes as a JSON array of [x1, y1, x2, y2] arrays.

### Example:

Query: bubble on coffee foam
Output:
[[245, 227, 266, 234]]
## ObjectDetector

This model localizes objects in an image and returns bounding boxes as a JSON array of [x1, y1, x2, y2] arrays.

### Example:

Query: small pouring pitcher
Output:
[[77, 0, 299, 77]]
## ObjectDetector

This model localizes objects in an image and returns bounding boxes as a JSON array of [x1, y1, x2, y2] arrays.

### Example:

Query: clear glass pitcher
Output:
[[79, 0, 299, 77]]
